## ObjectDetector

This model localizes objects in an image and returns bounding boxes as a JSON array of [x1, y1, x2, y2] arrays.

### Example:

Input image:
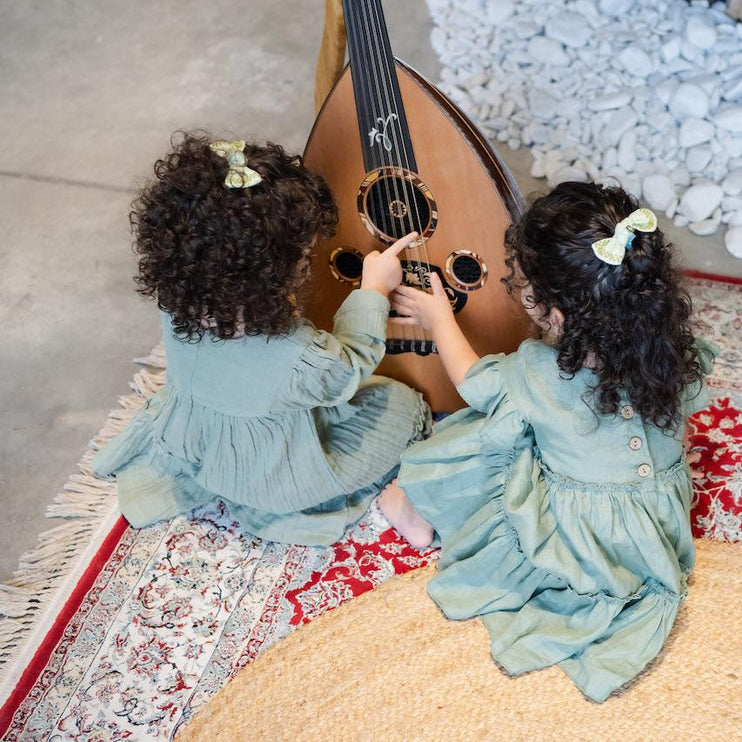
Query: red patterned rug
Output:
[[0, 273, 739, 740]]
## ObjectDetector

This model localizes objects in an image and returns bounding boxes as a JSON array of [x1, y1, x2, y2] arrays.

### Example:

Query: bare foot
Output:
[[378, 480, 434, 549]]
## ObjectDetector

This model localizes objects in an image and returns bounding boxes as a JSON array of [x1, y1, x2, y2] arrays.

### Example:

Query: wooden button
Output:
[[638, 464, 651, 477], [629, 436, 643, 450], [621, 405, 635, 419]]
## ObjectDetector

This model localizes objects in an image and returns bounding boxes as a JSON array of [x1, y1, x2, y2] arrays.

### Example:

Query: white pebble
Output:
[[602, 107, 639, 146], [642, 173, 676, 211], [687, 145, 713, 173], [656, 80, 680, 106], [685, 16, 718, 50], [669, 83, 710, 120], [485, 0, 515, 25], [670, 165, 692, 187], [589, 91, 633, 111], [722, 77, 742, 102], [544, 13, 592, 48], [679, 181, 724, 221], [724, 226, 742, 257], [550, 165, 588, 186], [617, 46, 653, 78], [528, 37, 570, 66], [530, 155, 546, 178], [618, 130, 637, 172], [598, 0, 636, 15], [715, 105, 742, 133], [678, 118, 715, 148], [722, 169, 742, 195], [689, 208, 722, 235], [661, 38, 681, 63], [647, 112, 675, 132], [528, 89, 560, 120]]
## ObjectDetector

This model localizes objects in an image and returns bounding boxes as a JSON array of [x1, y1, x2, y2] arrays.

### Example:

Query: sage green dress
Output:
[[397, 338, 716, 702], [94, 289, 430, 545]]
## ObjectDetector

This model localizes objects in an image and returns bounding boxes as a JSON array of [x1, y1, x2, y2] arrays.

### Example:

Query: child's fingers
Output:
[[394, 285, 425, 299], [387, 232, 419, 257], [428, 272, 447, 297], [391, 296, 418, 314]]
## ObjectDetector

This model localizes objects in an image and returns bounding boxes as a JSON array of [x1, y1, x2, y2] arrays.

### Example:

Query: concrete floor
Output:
[[1, 1, 740, 581]]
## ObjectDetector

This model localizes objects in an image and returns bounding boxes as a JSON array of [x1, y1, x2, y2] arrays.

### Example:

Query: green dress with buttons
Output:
[[397, 338, 716, 703], [93, 289, 430, 546]]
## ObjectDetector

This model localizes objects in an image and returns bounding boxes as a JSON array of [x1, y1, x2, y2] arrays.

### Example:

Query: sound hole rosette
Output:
[[445, 250, 488, 292], [329, 246, 364, 286], [357, 166, 438, 246]]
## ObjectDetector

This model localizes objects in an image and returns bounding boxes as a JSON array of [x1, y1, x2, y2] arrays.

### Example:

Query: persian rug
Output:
[[0, 273, 739, 740]]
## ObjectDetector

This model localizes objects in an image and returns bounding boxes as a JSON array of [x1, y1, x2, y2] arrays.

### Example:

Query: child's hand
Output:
[[361, 232, 419, 297], [390, 272, 453, 331]]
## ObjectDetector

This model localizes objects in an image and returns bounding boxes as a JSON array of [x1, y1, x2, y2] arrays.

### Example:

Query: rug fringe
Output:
[[0, 344, 166, 674]]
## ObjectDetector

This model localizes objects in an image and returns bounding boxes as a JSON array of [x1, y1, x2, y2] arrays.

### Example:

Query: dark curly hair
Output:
[[503, 181, 706, 432], [131, 131, 337, 340]]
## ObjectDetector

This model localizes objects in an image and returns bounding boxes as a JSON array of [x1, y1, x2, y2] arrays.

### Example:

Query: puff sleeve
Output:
[[277, 289, 390, 409]]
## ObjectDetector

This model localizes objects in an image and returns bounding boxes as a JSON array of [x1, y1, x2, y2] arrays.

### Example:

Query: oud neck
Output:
[[343, 0, 417, 174]]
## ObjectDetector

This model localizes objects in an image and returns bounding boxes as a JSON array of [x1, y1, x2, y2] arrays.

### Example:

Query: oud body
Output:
[[304, 0, 530, 411]]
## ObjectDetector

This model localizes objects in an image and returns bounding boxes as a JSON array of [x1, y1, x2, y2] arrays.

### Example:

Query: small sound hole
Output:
[[330, 247, 364, 286], [452, 255, 481, 284], [445, 250, 487, 291]]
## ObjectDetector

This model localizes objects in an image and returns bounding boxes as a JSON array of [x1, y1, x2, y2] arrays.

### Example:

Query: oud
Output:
[[304, 0, 530, 411]]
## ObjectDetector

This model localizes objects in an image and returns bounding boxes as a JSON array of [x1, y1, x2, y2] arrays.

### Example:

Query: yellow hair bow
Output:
[[591, 208, 658, 266], [208, 139, 262, 189]]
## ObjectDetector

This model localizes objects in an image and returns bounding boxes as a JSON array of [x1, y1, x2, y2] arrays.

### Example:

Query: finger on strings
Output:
[[390, 290, 416, 305], [428, 272, 447, 296], [387, 231, 419, 256], [394, 284, 425, 298], [390, 297, 417, 313]]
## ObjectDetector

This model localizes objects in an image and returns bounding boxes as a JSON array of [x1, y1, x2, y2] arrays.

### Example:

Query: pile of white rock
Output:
[[427, 0, 742, 257]]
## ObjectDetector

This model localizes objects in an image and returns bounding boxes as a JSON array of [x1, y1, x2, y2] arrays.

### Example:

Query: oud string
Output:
[[351, 0, 395, 241], [346, 1, 404, 343], [366, 0, 434, 349], [368, 0, 433, 284], [357, 0, 421, 346], [357, 0, 404, 244], [350, 0, 405, 346], [363, 0, 425, 273]]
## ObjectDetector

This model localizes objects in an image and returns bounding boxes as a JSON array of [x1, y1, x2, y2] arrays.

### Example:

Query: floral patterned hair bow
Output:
[[208, 139, 262, 189], [591, 208, 658, 266]]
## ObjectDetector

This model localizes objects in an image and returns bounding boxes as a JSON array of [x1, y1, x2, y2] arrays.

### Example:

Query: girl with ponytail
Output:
[[378, 181, 716, 702]]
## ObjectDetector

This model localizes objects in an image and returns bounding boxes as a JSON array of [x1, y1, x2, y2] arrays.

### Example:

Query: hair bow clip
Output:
[[209, 139, 262, 189], [591, 208, 658, 265]]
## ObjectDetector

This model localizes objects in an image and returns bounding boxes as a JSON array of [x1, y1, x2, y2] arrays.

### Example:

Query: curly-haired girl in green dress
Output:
[[94, 131, 430, 546], [380, 181, 715, 702]]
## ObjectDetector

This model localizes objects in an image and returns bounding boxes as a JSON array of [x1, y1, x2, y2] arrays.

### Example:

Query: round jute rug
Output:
[[178, 540, 741, 741]]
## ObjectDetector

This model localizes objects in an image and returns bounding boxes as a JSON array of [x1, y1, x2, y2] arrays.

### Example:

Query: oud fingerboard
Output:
[[342, 0, 418, 174]]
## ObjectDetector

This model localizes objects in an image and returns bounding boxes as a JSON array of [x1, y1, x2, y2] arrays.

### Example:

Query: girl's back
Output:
[[494, 338, 710, 484], [381, 181, 717, 703], [94, 132, 430, 545]]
